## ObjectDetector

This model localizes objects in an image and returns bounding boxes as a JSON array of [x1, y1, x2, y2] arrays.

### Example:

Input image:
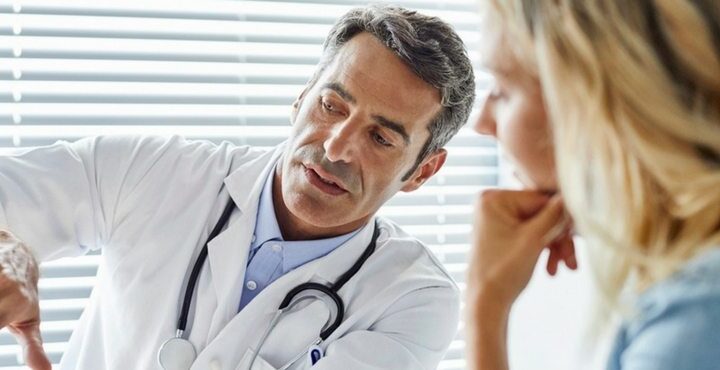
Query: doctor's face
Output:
[[474, 23, 558, 192], [276, 32, 445, 238]]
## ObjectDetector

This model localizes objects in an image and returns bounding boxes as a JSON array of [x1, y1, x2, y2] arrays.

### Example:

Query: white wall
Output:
[[508, 240, 613, 370]]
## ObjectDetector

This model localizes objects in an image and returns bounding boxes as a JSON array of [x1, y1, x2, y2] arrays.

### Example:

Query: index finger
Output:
[[478, 189, 555, 220]]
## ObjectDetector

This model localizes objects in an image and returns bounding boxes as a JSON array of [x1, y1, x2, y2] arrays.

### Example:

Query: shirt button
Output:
[[271, 243, 282, 253], [246, 280, 257, 291]]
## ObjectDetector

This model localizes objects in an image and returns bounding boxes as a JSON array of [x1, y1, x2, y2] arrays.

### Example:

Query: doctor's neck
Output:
[[272, 169, 367, 241]]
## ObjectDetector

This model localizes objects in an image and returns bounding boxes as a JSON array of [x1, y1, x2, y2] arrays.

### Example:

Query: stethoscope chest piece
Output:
[[158, 337, 197, 370]]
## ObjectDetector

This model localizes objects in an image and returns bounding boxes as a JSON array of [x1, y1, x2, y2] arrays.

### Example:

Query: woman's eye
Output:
[[488, 83, 506, 100], [372, 132, 392, 147]]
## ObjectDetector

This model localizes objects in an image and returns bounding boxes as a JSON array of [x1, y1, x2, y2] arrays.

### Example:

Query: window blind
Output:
[[0, 1, 494, 369]]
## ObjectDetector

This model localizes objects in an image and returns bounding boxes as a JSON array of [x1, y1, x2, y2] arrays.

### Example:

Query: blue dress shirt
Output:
[[238, 167, 359, 311], [606, 247, 720, 370]]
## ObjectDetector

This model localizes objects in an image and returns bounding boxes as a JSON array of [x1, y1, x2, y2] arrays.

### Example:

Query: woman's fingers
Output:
[[527, 196, 566, 247], [546, 246, 560, 276], [469, 190, 571, 305], [561, 233, 577, 270], [545, 229, 577, 276]]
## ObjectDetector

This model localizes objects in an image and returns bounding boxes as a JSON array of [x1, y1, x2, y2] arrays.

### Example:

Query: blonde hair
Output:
[[484, 0, 720, 313]]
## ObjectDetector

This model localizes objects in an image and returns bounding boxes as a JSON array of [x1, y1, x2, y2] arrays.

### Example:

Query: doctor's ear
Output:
[[401, 149, 447, 193]]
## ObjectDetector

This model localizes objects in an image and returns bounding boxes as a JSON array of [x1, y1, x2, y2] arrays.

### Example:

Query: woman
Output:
[[467, 1, 720, 369]]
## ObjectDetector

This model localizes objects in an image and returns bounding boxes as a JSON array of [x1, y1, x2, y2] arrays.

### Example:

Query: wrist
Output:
[[465, 283, 512, 370], [467, 281, 515, 313]]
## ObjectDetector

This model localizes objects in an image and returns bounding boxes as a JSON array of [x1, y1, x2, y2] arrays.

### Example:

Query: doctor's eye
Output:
[[320, 98, 337, 113], [372, 132, 392, 147]]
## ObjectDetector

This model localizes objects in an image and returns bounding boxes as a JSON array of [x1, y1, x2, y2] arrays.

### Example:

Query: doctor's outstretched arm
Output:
[[0, 136, 154, 369], [0, 135, 215, 368]]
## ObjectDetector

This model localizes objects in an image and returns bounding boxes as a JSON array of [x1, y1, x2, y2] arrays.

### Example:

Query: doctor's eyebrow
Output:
[[372, 115, 410, 145], [323, 82, 356, 104]]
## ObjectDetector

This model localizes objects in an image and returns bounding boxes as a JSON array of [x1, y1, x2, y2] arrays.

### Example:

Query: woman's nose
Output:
[[473, 93, 497, 137]]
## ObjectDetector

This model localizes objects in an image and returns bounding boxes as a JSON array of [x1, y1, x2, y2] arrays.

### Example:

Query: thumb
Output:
[[524, 196, 567, 247], [13, 321, 51, 370]]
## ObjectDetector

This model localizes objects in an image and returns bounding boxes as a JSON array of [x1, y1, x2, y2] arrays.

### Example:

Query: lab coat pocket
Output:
[[236, 349, 277, 370]]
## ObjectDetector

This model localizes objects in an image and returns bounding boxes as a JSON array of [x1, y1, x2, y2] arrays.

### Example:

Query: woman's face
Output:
[[474, 24, 558, 192]]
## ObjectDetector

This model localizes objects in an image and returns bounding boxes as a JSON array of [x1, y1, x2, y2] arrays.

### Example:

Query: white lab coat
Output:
[[0, 135, 460, 370]]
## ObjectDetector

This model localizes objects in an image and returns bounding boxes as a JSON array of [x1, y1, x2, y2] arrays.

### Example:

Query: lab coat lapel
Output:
[[205, 144, 285, 340]]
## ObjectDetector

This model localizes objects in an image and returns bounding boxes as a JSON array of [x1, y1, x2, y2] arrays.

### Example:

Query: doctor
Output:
[[0, 5, 475, 370]]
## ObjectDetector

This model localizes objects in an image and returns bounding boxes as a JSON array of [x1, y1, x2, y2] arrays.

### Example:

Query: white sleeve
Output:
[[0, 135, 182, 262]]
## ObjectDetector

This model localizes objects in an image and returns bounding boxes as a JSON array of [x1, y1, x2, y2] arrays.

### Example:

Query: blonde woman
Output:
[[467, 1, 720, 369]]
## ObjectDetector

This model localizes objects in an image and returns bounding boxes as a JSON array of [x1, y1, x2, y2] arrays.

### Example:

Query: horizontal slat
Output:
[[41, 255, 101, 278], [0, 341, 66, 366], [0, 58, 492, 88], [1, 13, 334, 43], [0, 321, 75, 346], [0, 14, 481, 45], [38, 298, 89, 321], [0, 124, 290, 137], [0, 36, 325, 63], [0, 58, 318, 84], [1, 81, 303, 104], [0, 103, 292, 119], [1, 0, 480, 24]]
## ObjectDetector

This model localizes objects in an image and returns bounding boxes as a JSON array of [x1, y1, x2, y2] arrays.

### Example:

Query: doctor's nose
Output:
[[323, 120, 357, 163], [474, 92, 497, 137]]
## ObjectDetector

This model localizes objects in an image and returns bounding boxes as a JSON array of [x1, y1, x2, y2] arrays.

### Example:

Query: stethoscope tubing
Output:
[[166, 196, 380, 370]]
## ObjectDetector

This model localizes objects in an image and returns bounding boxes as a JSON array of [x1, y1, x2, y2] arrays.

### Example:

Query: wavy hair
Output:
[[483, 0, 720, 316]]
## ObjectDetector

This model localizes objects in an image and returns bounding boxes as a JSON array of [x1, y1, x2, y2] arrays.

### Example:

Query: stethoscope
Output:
[[157, 198, 380, 370]]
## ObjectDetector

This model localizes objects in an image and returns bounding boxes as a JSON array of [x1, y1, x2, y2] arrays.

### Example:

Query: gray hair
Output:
[[311, 5, 476, 180]]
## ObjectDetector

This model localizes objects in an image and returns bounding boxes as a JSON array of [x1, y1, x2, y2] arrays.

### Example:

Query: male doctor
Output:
[[0, 5, 475, 370]]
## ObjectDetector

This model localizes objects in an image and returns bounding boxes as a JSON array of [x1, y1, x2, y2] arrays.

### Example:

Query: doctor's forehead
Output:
[[320, 35, 441, 116]]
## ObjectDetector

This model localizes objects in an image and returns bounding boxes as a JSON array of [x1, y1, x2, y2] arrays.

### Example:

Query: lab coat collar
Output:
[[205, 143, 286, 338], [225, 143, 286, 213]]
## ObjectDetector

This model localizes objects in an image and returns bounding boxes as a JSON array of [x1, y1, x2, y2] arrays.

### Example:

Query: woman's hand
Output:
[[467, 189, 576, 309], [465, 190, 576, 370]]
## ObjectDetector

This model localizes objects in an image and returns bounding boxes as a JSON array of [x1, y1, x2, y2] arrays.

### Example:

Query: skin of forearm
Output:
[[466, 290, 511, 370]]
